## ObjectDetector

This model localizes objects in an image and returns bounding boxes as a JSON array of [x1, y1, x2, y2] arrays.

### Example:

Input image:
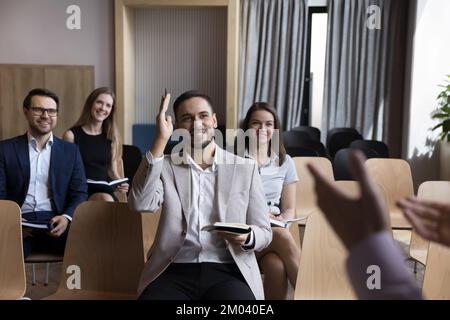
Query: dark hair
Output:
[[23, 88, 59, 110], [241, 102, 286, 165], [173, 90, 214, 119]]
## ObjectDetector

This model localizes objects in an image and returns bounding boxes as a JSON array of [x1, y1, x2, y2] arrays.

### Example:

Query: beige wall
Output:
[[0, 0, 114, 88]]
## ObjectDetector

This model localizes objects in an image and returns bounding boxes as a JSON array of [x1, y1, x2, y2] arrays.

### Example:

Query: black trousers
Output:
[[22, 211, 69, 258], [138, 262, 256, 300]]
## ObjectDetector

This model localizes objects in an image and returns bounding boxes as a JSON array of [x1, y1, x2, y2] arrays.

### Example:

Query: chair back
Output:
[[283, 131, 311, 148], [410, 181, 450, 266], [122, 144, 143, 184], [327, 130, 363, 159], [350, 140, 389, 158], [294, 208, 355, 299], [326, 127, 360, 145], [366, 158, 414, 229], [293, 157, 334, 221], [292, 126, 321, 141], [0, 200, 26, 300], [48, 202, 144, 299], [286, 146, 319, 157], [423, 242, 450, 299], [333, 148, 377, 180]]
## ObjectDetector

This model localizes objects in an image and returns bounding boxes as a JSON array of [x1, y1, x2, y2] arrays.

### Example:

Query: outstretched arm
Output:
[[128, 92, 172, 212]]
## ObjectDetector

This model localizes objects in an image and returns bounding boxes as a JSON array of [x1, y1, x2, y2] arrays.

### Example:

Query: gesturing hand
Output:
[[307, 151, 389, 250], [397, 197, 450, 246], [156, 93, 173, 143]]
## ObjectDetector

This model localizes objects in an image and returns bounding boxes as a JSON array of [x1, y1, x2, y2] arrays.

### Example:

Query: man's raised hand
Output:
[[151, 92, 173, 157], [156, 92, 173, 142]]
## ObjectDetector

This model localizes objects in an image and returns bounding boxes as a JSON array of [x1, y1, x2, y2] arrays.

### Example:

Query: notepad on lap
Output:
[[201, 222, 251, 235], [21, 219, 51, 230], [270, 217, 307, 228], [87, 177, 129, 188]]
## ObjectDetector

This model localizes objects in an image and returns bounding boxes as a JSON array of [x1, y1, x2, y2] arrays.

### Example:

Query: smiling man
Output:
[[129, 90, 272, 300], [0, 88, 87, 257]]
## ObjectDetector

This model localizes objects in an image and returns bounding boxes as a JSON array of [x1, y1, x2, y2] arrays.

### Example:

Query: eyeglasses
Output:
[[29, 107, 58, 117]]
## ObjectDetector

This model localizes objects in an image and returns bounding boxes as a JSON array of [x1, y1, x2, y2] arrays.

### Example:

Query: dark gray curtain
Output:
[[322, 0, 409, 157], [239, 0, 308, 130]]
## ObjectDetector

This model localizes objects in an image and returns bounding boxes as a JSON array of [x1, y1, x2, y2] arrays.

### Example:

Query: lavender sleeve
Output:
[[346, 231, 422, 300]]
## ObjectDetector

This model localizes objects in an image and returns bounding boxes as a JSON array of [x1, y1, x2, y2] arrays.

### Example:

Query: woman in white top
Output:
[[241, 102, 300, 299]]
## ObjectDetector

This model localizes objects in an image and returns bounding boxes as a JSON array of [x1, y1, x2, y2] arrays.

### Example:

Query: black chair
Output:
[[296, 139, 328, 158], [333, 148, 378, 180], [285, 146, 319, 157], [291, 126, 321, 141], [326, 127, 360, 147], [282, 131, 311, 148], [350, 140, 389, 158], [326, 129, 363, 159], [122, 145, 143, 184]]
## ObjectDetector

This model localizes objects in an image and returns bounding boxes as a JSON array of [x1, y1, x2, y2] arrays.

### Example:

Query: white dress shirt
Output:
[[146, 144, 254, 264], [21, 132, 71, 221]]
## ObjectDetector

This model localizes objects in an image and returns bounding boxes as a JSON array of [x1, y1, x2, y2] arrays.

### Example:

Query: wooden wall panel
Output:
[[44, 66, 94, 138], [0, 65, 94, 140], [0, 66, 44, 140]]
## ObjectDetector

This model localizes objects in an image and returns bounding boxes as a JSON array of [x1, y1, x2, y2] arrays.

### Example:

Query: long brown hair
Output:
[[72, 87, 122, 163], [241, 102, 286, 165]]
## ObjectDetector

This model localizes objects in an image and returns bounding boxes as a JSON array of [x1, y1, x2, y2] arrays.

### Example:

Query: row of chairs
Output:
[[292, 180, 450, 299], [333, 146, 385, 180], [291, 156, 450, 299], [133, 123, 387, 161], [283, 126, 389, 160], [0, 155, 446, 299], [293, 157, 412, 230], [0, 201, 160, 300], [285, 138, 389, 161]]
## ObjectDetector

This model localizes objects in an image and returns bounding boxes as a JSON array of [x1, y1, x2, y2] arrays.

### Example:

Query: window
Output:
[[301, 7, 328, 131]]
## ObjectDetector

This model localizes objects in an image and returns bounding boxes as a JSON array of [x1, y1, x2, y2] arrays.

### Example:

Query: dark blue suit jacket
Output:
[[0, 134, 88, 218]]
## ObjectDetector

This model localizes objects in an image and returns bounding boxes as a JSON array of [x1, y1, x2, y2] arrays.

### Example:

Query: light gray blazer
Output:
[[128, 148, 272, 300]]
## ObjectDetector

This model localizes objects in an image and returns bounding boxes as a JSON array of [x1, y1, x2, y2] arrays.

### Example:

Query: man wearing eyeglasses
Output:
[[0, 88, 87, 257]]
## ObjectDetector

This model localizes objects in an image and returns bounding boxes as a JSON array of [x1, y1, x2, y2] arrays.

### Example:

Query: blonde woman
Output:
[[63, 87, 128, 201]]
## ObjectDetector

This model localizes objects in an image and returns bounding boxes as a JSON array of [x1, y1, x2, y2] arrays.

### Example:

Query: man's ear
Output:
[[213, 113, 218, 128]]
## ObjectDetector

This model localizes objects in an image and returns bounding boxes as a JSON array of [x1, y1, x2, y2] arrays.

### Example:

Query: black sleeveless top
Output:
[[71, 126, 111, 181]]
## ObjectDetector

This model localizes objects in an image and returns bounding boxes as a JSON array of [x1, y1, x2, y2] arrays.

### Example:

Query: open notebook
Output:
[[270, 217, 307, 228], [87, 177, 129, 188], [201, 222, 251, 235], [21, 219, 52, 230]]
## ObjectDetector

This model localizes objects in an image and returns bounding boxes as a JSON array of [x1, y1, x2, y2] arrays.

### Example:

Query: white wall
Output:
[[405, 0, 450, 189], [0, 0, 114, 88]]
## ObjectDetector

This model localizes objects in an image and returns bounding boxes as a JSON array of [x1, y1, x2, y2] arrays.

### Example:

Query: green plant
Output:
[[432, 74, 450, 142]]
